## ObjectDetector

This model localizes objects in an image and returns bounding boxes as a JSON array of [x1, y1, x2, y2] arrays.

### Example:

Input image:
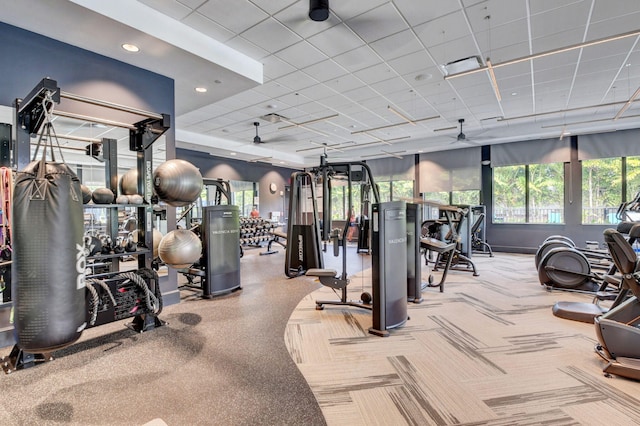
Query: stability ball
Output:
[[153, 159, 203, 207], [92, 187, 115, 204], [158, 229, 202, 268], [81, 184, 92, 204], [153, 228, 163, 258], [119, 169, 138, 195]]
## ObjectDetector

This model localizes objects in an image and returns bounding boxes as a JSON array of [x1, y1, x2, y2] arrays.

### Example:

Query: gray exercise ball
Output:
[[153, 228, 163, 258], [119, 169, 138, 195], [81, 185, 93, 204], [158, 229, 202, 268], [153, 159, 203, 207], [92, 187, 115, 204]]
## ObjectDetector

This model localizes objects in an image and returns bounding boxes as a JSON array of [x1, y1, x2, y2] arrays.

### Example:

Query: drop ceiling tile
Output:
[[532, 27, 587, 53], [276, 40, 327, 69], [330, 0, 389, 21], [395, 0, 461, 27], [333, 45, 383, 72], [533, 50, 580, 71], [181, 12, 235, 42], [250, 0, 297, 15], [388, 50, 434, 76], [139, 0, 193, 20], [302, 59, 349, 83], [492, 60, 530, 80], [529, 0, 586, 16], [198, 0, 269, 33], [530, 2, 591, 40], [346, 2, 406, 43], [253, 80, 292, 99], [225, 36, 269, 60], [474, 19, 529, 53], [342, 85, 380, 103], [296, 83, 337, 101], [369, 29, 423, 61], [426, 36, 479, 65], [308, 24, 365, 57], [467, 0, 527, 30], [321, 94, 354, 109], [275, 72, 319, 92], [178, 0, 207, 9], [587, 13, 640, 40], [241, 17, 301, 52], [591, 0, 640, 23], [261, 55, 296, 80], [414, 11, 472, 49], [353, 63, 398, 85], [578, 56, 628, 76], [369, 76, 412, 96], [485, 41, 530, 64]]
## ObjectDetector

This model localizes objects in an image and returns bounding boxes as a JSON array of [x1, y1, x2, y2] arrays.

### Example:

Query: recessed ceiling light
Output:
[[279, 161, 285, 164], [230, 152, 236, 156], [195, 87, 207, 93], [511, 92, 518, 96], [121, 43, 139, 52], [267, 104, 277, 109]]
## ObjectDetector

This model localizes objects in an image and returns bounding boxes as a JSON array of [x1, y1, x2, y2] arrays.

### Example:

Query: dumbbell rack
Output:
[[239, 217, 278, 256]]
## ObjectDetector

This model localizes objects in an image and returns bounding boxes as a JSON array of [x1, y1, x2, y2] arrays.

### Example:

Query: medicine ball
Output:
[[158, 229, 202, 268], [115, 194, 129, 204], [119, 169, 138, 195], [92, 187, 115, 204], [81, 184, 93, 204], [153, 159, 203, 207], [128, 194, 144, 205]]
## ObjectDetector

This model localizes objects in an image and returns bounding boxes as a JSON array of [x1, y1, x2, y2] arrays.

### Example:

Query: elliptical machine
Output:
[[594, 228, 640, 380]]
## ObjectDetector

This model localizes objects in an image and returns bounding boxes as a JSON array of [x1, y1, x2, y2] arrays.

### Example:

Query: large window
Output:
[[529, 163, 564, 223], [581, 158, 622, 224], [492, 162, 564, 224], [423, 190, 480, 206], [376, 180, 414, 203], [493, 165, 526, 223]]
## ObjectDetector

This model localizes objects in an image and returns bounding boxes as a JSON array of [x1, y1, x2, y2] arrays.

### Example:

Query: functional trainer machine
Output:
[[284, 171, 324, 278], [308, 157, 379, 309]]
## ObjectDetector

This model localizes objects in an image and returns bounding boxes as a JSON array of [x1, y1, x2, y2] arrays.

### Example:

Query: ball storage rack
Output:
[[1, 77, 170, 373]]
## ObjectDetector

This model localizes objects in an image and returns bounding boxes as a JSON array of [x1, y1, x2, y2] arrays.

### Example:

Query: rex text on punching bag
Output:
[[12, 157, 87, 353]]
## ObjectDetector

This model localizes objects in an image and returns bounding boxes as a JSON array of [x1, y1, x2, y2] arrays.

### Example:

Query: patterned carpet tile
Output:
[[285, 253, 640, 425]]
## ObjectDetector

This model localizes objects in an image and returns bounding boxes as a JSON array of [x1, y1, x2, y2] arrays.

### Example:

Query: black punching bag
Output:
[[12, 160, 86, 352]]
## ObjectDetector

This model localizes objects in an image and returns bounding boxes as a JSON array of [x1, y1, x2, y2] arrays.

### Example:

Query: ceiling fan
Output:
[[253, 122, 262, 144], [252, 121, 295, 144], [449, 118, 489, 145]]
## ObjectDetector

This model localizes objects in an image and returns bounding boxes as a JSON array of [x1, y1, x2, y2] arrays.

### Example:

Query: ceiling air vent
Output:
[[440, 56, 482, 76], [260, 113, 288, 123]]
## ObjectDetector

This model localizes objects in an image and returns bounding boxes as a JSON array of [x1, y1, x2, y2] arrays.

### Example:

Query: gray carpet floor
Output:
[[0, 247, 329, 425]]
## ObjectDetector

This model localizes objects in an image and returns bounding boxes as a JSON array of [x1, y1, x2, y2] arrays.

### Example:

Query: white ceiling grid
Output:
[[2, 0, 640, 167]]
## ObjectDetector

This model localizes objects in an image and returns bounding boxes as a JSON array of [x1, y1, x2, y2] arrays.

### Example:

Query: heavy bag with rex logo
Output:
[[12, 156, 86, 353]]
